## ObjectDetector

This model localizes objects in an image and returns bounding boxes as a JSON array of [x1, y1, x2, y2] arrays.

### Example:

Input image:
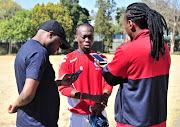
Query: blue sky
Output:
[[13, 0, 140, 25], [13, 0, 140, 11]]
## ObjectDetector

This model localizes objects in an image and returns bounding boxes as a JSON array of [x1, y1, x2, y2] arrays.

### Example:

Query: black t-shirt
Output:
[[15, 39, 60, 127]]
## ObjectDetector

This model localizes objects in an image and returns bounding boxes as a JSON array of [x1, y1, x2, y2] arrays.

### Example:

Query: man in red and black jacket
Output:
[[99, 3, 171, 127]]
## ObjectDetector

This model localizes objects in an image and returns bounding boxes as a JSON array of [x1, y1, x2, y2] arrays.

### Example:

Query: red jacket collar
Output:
[[132, 29, 149, 41]]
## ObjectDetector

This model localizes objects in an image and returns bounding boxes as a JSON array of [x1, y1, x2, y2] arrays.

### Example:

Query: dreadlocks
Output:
[[125, 2, 168, 63]]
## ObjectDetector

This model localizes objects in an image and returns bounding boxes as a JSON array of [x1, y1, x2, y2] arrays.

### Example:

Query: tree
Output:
[[0, 10, 34, 54], [0, 0, 22, 20], [0, 19, 12, 40], [168, 0, 180, 53], [9, 10, 34, 42], [61, 0, 79, 4], [0, 10, 33, 41], [60, 0, 90, 43], [94, 0, 116, 52], [142, 0, 180, 53], [0, 0, 22, 54], [115, 7, 126, 34], [60, 0, 89, 26], [32, 2, 73, 40]]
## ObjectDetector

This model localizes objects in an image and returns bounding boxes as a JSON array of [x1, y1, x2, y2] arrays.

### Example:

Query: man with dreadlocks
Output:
[[96, 2, 171, 127]]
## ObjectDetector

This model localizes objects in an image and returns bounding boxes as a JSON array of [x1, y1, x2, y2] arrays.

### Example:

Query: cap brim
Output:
[[60, 39, 71, 49]]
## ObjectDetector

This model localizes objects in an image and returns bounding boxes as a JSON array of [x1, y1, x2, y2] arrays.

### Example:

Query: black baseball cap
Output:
[[39, 20, 71, 49]]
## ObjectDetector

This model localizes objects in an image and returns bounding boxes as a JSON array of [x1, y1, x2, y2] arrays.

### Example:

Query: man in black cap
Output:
[[8, 20, 76, 127]]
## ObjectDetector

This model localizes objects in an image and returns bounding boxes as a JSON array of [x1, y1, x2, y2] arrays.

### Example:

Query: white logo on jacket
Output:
[[70, 58, 77, 63]]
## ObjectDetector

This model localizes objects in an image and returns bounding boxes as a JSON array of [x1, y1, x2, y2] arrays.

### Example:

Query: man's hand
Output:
[[122, 36, 131, 44], [94, 58, 111, 68], [90, 94, 108, 105], [8, 78, 39, 114], [8, 102, 18, 113], [92, 103, 105, 116], [56, 73, 78, 86]]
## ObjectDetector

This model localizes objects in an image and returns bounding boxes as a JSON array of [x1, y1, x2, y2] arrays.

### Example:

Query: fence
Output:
[[0, 39, 179, 55], [0, 41, 24, 55]]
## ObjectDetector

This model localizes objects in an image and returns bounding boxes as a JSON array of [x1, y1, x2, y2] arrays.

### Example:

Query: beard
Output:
[[46, 43, 55, 55], [83, 47, 91, 54]]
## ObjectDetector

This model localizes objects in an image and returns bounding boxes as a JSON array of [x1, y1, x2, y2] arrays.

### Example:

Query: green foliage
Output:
[[115, 7, 125, 23], [0, 0, 22, 20], [115, 7, 126, 34], [60, 0, 79, 5], [60, 0, 90, 43], [0, 0, 32, 42], [0, 19, 12, 40], [0, 46, 8, 55], [10, 10, 34, 42], [0, 10, 34, 42], [32, 2, 73, 40], [94, 0, 116, 52], [0, 1, 90, 54]]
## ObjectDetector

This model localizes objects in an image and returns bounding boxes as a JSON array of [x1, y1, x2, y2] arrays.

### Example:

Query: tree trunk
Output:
[[8, 40, 12, 55], [170, 22, 176, 54]]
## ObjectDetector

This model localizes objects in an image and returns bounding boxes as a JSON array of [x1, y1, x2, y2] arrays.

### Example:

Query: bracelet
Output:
[[80, 92, 83, 101]]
